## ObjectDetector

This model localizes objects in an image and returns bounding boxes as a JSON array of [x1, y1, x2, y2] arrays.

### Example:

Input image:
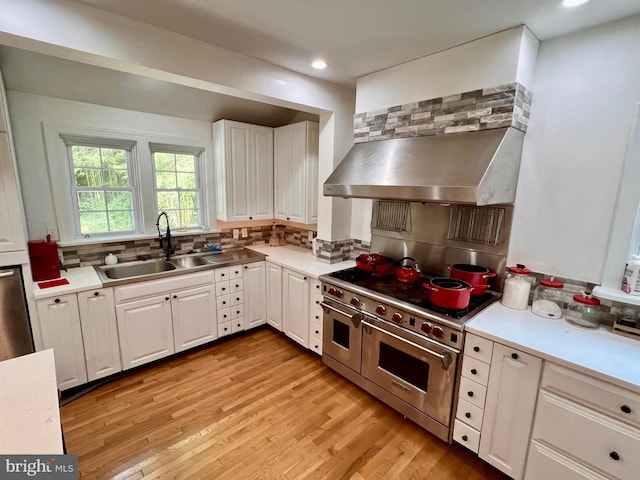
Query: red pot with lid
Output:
[[355, 253, 394, 274], [446, 263, 495, 296], [423, 278, 473, 310]]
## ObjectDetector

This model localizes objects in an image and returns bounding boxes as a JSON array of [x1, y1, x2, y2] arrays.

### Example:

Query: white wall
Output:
[[509, 14, 640, 284], [355, 26, 537, 114]]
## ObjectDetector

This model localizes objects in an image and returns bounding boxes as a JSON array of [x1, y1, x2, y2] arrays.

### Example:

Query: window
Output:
[[64, 138, 138, 236], [151, 145, 204, 229]]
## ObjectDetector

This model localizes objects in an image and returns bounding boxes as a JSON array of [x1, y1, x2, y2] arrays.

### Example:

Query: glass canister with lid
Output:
[[501, 264, 533, 310], [566, 294, 602, 328], [531, 277, 565, 319]]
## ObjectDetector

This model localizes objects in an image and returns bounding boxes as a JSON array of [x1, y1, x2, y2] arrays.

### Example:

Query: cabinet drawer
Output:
[[229, 266, 243, 279], [230, 278, 244, 293], [115, 270, 214, 303], [525, 440, 609, 480], [461, 355, 490, 386], [453, 419, 480, 453], [309, 338, 322, 355], [231, 305, 244, 319], [310, 318, 322, 340], [455, 397, 484, 431], [216, 295, 230, 310], [214, 268, 230, 282], [458, 377, 487, 409], [542, 362, 640, 428], [230, 291, 244, 306], [310, 307, 322, 324], [218, 321, 232, 337], [215, 281, 230, 296], [464, 333, 493, 363], [231, 317, 244, 333], [217, 308, 231, 323], [533, 390, 640, 479], [310, 293, 323, 310], [310, 278, 322, 294]]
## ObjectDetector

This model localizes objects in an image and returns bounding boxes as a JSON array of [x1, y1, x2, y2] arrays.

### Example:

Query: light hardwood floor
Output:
[[60, 328, 509, 480]]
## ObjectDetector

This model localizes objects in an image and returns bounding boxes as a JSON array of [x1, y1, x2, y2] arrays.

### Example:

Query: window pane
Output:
[[77, 191, 106, 211], [80, 212, 108, 233], [72, 146, 101, 168], [75, 168, 103, 187], [179, 209, 198, 227], [106, 191, 132, 211], [154, 152, 175, 171], [177, 172, 196, 189], [157, 191, 179, 211], [104, 169, 129, 187], [101, 148, 127, 169], [108, 211, 134, 231], [179, 191, 198, 209], [156, 171, 176, 189], [176, 154, 195, 172]]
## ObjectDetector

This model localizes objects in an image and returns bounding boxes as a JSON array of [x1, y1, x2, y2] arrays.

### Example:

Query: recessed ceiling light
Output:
[[311, 59, 328, 70], [562, 0, 590, 7]]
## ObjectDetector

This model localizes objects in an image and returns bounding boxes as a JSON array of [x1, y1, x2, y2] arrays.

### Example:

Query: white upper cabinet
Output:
[[274, 121, 319, 225], [213, 119, 274, 221]]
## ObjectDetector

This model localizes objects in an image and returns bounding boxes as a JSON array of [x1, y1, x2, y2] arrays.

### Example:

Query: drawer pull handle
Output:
[[315, 330, 319, 334], [173, 295, 177, 299], [470, 368, 477, 375], [621, 405, 632, 414], [467, 391, 474, 397], [465, 412, 471, 419], [461, 435, 468, 442], [609, 451, 620, 461], [304, 276, 308, 280], [94, 291, 99, 296], [511, 353, 519, 360], [54, 298, 61, 303], [165, 297, 170, 301], [473, 346, 480, 352]]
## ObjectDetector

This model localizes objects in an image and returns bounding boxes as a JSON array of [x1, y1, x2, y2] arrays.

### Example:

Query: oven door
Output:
[[321, 299, 363, 373], [361, 318, 458, 426]]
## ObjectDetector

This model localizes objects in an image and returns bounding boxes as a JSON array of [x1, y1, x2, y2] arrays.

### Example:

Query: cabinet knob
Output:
[[473, 346, 480, 352], [304, 277, 308, 280], [287, 217, 290, 220], [54, 298, 61, 303], [467, 391, 474, 397], [236, 310, 240, 314], [224, 327, 228, 331], [316, 285, 320, 289], [621, 405, 632, 414], [315, 330, 319, 335], [244, 266, 248, 269], [470, 368, 477, 375], [461, 435, 468, 442], [173, 295, 177, 299], [235, 284, 239, 288], [249, 216, 253, 220], [609, 451, 620, 461], [465, 412, 471, 419], [315, 344, 319, 349], [94, 291, 99, 296], [165, 297, 170, 301], [221, 273, 225, 277], [223, 314, 227, 318], [222, 287, 226, 291], [315, 315, 319, 320], [236, 297, 240, 301], [511, 353, 519, 360]]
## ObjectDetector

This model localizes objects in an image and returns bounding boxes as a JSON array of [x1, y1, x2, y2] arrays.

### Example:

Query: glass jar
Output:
[[501, 264, 533, 310], [531, 278, 565, 319], [566, 294, 602, 328]]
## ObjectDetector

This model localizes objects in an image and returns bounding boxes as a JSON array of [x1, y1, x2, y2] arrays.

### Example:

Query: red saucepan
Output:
[[395, 257, 421, 284], [446, 263, 495, 296], [356, 253, 395, 274], [423, 278, 473, 310]]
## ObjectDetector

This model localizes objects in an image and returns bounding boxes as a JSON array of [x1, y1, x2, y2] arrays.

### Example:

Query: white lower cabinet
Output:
[[282, 267, 310, 347], [36, 294, 87, 390], [243, 261, 267, 329], [116, 294, 175, 369], [526, 440, 609, 480], [309, 278, 323, 355], [266, 261, 282, 330], [77, 288, 121, 381], [172, 285, 216, 352]]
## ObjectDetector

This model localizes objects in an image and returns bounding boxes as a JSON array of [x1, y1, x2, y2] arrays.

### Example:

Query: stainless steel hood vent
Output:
[[324, 127, 525, 205]]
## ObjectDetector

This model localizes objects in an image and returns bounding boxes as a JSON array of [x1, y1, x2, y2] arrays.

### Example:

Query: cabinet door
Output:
[[77, 288, 122, 381], [266, 261, 282, 330], [116, 294, 174, 369], [287, 122, 308, 223], [274, 125, 292, 220], [0, 133, 26, 253], [226, 122, 252, 221], [479, 343, 542, 480], [282, 268, 310, 347], [171, 285, 217, 352], [244, 261, 267, 329], [251, 126, 274, 220], [36, 294, 87, 390], [304, 122, 319, 224]]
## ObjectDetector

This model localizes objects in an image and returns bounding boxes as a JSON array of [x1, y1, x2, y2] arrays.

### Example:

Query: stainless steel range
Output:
[[319, 201, 513, 443]]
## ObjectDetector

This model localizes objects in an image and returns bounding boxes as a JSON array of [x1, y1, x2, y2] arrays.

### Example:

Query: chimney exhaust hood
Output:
[[324, 127, 525, 205]]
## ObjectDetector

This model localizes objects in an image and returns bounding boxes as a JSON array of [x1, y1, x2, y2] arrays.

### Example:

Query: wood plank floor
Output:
[[60, 328, 509, 480]]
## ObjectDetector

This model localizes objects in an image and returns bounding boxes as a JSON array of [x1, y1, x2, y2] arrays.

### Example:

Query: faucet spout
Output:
[[156, 212, 175, 259]]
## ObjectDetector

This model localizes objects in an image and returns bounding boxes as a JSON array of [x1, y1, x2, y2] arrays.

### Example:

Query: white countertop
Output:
[[245, 244, 355, 277], [33, 266, 102, 299], [466, 302, 640, 393], [0, 349, 64, 454]]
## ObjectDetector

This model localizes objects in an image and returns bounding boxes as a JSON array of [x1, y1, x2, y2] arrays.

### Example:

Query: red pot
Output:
[[356, 254, 394, 273], [395, 257, 421, 284], [423, 278, 473, 310], [446, 263, 495, 296]]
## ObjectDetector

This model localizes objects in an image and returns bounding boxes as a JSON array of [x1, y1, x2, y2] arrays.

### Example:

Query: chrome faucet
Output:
[[156, 212, 175, 259]]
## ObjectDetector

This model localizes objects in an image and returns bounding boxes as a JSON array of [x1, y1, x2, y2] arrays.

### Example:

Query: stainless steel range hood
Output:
[[324, 127, 525, 205]]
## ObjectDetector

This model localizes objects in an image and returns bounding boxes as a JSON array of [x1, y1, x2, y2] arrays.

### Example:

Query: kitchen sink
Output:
[[171, 256, 208, 268], [102, 260, 176, 279]]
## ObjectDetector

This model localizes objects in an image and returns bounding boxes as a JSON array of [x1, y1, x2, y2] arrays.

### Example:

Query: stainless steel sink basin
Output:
[[171, 256, 208, 268], [102, 261, 176, 279]]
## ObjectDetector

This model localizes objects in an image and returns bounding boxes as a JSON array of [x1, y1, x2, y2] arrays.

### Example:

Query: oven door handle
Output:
[[320, 302, 362, 328], [361, 320, 453, 370]]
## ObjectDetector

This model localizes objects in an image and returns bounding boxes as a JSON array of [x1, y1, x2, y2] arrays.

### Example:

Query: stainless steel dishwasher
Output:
[[0, 266, 34, 361]]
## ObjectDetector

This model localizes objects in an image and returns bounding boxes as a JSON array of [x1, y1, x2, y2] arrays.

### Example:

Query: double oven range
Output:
[[319, 267, 498, 442]]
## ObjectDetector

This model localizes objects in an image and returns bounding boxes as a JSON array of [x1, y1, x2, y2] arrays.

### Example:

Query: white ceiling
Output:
[[78, 0, 640, 86]]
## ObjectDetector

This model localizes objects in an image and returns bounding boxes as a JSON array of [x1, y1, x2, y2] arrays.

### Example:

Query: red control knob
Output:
[[420, 322, 432, 334], [432, 326, 444, 338], [350, 297, 360, 307], [336, 289, 344, 298], [328, 287, 336, 296], [376, 305, 387, 316], [392, 313, 403, 323]]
